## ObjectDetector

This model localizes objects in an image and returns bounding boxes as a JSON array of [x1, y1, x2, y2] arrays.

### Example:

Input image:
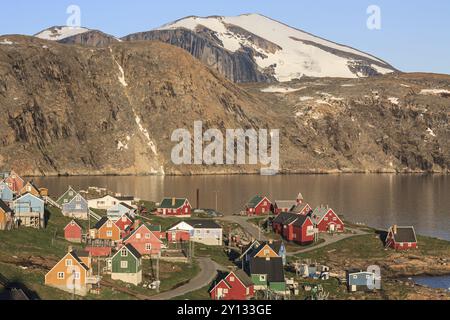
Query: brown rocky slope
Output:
[[0, 35, 449, 176]]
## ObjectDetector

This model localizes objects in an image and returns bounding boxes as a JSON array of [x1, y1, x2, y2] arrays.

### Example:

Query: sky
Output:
[[1, 0, 449, 74]]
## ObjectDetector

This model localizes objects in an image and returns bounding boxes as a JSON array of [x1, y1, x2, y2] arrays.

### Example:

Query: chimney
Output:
[[68, 245, 73, 253], [196, 189, 200, 209], [393, 225, 398, 235], [172, 198, 176, 206]]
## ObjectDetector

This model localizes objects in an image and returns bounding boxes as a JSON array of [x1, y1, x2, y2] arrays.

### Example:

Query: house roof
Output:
[[159, 198, 188, 209], [56, 186, 79, 204], [119, 202, 135, 210], [291, 203, 311, 214], [246, 195, 266, 208], [117, 196, 134, 201], [390, 226, 417, 243], [14, 192, 44, 202], [0, 199, 12, 213], [249, 257, 285, 283], [274, 200, 297, 209], [93, 217, 110, 229], [186, 219, 222, 229], [125, 244, 142, 259], [311, 206, 332, 220], [233, 269, 254, 287], [272, 212, 299, 225], [292, 215, 310, 227], [70, 251, 89, 271]]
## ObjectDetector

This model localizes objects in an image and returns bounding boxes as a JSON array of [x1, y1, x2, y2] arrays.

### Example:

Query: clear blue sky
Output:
[[1, 0, 449, 74]]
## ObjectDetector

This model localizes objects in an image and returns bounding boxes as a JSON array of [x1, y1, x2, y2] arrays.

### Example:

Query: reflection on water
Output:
[[33, 174, 450, 240]]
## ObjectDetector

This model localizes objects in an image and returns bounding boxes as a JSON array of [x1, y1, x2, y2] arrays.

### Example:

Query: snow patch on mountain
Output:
[[35, 26, 90, 41], [261, 86, 306, 93], [158, 14, 395, 81]]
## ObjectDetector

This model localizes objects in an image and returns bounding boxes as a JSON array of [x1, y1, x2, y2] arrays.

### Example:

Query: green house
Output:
[[56, 186, 78, 206], [249, 257, 286, 293], [111, 244, 143, 285]]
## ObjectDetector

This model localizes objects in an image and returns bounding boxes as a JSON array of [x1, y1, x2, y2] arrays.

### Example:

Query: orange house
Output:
[[19, 181, 41, 197], [44, 250, 99, 296], [91, 217, 121, 242]]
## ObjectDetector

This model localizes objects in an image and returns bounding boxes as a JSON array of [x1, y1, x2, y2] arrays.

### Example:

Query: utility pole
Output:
[[214, 191, 219, 212], [156, 255, 160, 293]]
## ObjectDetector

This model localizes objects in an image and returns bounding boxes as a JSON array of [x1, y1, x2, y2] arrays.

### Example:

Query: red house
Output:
[[311, 206, 345, 233], [123, 224, 164, 257], [114, 213, 135, 238], [210, 270, 255, 300], [3, 170, 24, 194], [245, 196, 271, 216], [167, 229, 191, 243], [385, 225, 418, 250], [64, 220, 83, 243], [273, 212, 316, 245], [156, 198, 192, 217], [292, 216, 315, 245]]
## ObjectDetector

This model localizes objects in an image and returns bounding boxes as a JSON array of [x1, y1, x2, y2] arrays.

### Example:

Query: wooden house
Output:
[[210, 270, 255, 300], [240, 240, 287, 268], [166, 229, 191, 243], [0, 181, 14, 204], [64, 220, 83, 243], [311, 206, 344, 233], [3, 170, 24, 194], [245, 196, 271, 216], [13, 193, 45, 228], [156, 198, 192, 217], [347, 269, 381, 292], [249, 257, 286, 293], [90, 217, 121, 242], [168, 220, 223, 246], [88, 195, 133, 210], [44, 250, 100, 296], [111, 244, 143, 285], [107, 202, 136, 221], [0, 199, 14, 231], [114, 213, 135, 238], [57, 187, 89, 220], [123, 224, 164, 257], [272, 212, 316, 245], [19, 181, 41, 197], [385, 225, 418, 250], [290, 203, 313, 216]]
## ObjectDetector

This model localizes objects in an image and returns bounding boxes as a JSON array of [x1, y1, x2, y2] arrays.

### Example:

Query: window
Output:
[[353, 275, 357, 279], [122, 216, 127, 222], [246, 287, 250, 295], [121, 261, 128, 269], [185, 208, 189, 213], [65, 259, 72, 267], [145, 243, 152, 251], [136, 233, 141, 239], [107, 231, 113, 238], [229, 276, 235, 282], [260, 275, 266, 282], [64, 199, 68, 203], [408, 243, 412, 247], [75, 204, 81, 210], [263, 249, 270, 255], [366, 275, 371, 279], [121, 248, 128, 257], [107, 221, 113, 227], [69, 191, 74, 196], [74, 272, 80, 280], [145, 233, 151, 239], [57, 272, 65, 280], [223, 289, 229, 294], [324, 217, 328, 221]]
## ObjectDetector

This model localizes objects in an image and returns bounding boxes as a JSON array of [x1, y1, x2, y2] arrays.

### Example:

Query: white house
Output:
[[168, 220, 223, 246], [88, 195, 133, 210]]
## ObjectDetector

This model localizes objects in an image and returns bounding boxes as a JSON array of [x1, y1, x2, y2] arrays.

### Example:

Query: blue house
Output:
[[347, 270, 381, 292], [107, 202, 136, 221], [0, 181, 14, 203], [13, 193, 45, 228]]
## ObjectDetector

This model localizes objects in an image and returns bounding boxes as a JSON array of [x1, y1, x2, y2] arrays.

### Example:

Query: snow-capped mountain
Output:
[[35, 26, 119, 46], [35, 26, 91, 41], [125, 13, 396, 82]]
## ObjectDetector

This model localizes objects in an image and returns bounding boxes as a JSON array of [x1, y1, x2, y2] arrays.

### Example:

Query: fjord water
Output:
[[34, 174, 450, 240]]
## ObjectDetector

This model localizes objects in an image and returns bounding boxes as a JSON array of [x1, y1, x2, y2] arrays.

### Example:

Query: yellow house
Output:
[[19, 181, 41, 197], [44, 250, 99, 296]]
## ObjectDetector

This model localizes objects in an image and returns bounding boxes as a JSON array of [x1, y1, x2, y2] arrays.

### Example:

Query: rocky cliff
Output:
[[0, 35, 448, 176]]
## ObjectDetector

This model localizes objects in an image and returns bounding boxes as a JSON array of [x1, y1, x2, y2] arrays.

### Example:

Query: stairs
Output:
[[88, 209, 102, 221], [44, 196, 61, 209]]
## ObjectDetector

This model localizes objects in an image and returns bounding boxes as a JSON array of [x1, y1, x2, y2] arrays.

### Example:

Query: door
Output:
[[329, 224, 335, 233]]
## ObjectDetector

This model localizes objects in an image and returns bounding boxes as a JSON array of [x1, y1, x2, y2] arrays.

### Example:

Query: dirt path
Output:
[[220, 215, 268, 241]]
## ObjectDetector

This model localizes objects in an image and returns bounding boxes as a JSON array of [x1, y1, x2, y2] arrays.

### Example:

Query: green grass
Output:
[[173, 285, 212, 300], [194, 243, 235, 267]]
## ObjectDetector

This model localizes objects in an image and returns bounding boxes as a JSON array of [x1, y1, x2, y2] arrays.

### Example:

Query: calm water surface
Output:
[[412, 276, 450, 291], [34, 174, 450, 240]]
